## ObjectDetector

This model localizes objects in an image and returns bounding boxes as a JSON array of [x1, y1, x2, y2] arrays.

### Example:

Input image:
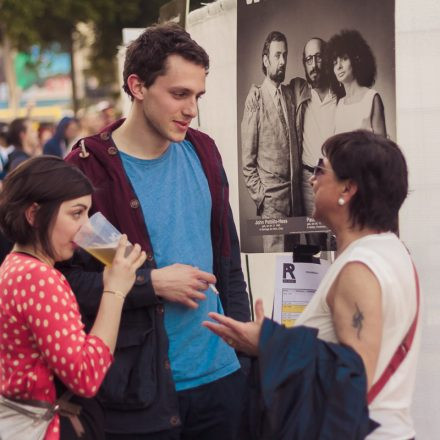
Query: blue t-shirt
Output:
[[120, 140, 239, 391]]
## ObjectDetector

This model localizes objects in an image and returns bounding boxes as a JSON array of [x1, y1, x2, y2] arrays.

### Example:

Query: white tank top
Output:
[[334, 88, 378, 134], [296, 233, 421, 439]]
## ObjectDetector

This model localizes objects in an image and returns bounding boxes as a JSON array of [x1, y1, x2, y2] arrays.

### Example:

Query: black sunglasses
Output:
[[313, 158, 333, 176]]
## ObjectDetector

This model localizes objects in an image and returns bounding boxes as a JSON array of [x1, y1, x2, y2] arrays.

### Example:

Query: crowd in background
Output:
[[0, 101, 118, 264], [0, 100, 118, 182]]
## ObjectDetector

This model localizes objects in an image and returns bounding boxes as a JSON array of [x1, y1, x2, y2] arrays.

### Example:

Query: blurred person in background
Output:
[[38, 121, 56, 148], [43, 117, 80, 158], [77, 107, 106, 138], [0, 118, 41, 258], [5, 117, 40, 172], [0, 122, 8, 149], [0, 122, 11, 256], [0, 122, 11, 180], [96, 100, 117, 128]]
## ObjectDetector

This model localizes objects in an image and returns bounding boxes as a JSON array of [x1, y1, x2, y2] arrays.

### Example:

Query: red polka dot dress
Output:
[[0, 253, 113, 440]]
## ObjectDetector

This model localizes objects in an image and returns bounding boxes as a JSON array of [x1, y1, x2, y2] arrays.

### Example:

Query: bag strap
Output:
[[367, 261, 420, 404], [0, 389, 83, 436], [2, 389, 72, 411], [1, 396, 53, 410], [55, 390, 85, 438], [0, 395, 54, 421]]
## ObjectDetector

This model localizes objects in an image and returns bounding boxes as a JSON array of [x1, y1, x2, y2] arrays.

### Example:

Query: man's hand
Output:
[[151, 263, 216, 309], [244, 84, 261, 112]]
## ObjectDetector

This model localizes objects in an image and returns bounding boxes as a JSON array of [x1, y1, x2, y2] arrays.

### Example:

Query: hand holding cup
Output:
[[103, 235, 146, 298], [74, 212, 146, 298], [74, 212, 131, 266]]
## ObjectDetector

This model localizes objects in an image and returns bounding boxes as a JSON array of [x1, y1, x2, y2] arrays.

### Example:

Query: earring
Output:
[[338, 197, 345, 206]]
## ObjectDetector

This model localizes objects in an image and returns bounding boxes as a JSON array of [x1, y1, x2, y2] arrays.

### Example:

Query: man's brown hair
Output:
[[122, 23, 209, 99]]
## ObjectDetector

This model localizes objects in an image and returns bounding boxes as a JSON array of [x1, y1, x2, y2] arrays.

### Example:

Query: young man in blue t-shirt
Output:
[[64, 23, 250, 440]]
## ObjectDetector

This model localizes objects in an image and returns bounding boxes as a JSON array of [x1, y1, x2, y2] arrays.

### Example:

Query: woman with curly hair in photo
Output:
[[327, 29, 387, 136]]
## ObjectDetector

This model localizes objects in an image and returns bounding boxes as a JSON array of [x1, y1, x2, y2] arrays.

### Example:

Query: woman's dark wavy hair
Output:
[[0, 156, 93, 260], [122, 22, 209, 99], [326, 30, 377, 98], [322, 130, 408, 233]]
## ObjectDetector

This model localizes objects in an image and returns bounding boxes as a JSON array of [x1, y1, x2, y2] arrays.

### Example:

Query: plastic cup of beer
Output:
[[73, 212, 130, 266]]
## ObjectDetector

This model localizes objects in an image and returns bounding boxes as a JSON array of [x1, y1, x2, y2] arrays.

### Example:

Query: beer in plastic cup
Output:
[[73, 212, 130, 266]]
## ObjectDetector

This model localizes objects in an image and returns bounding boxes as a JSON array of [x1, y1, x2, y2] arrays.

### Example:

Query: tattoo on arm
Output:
[[352, 303, 364, 339]]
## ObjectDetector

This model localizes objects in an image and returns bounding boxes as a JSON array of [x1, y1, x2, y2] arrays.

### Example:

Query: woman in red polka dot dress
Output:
[[0, 156, 147, 439]]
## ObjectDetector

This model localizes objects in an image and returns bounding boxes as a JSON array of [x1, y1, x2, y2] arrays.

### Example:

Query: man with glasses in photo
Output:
[[289, 38, 336, 225]]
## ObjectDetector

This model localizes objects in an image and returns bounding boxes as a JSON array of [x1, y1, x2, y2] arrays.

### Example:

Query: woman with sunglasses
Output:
[[327, 30, 387, 137], [204, 131, 420, 439], [0, 156, 146, 440]]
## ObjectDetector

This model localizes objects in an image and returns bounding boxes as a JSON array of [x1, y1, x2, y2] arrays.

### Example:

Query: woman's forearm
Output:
[[89, 291, 125, 353]]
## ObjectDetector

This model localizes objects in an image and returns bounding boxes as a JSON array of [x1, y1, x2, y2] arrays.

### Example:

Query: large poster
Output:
[[237, 0, 395, 253]]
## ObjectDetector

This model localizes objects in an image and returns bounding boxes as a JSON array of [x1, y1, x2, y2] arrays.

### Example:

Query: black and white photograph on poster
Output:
[[237, 0, 395, 253]]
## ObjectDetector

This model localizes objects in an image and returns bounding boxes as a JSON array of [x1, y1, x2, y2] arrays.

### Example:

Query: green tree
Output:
[[0, 0, 99, 114], [86, 0, 216, 93], [86, 0, 169, 90], [0, 0, 216, 114]]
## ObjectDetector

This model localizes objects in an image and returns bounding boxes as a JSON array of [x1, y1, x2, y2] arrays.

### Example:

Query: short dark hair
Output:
[[0, 156, 93, 260], [0, 122, 8, 145], [261, 31, 288, 76], [326, 30, 377, 97], [122, 23, 210, 99], [322, 130, 408, 233], [6, 118, 28, 149]]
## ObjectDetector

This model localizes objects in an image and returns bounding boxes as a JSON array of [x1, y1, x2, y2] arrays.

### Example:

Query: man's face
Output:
[[140, 54, 206, 145], [304, 39, 323, 89], [21, 120, 39, 151], [264, 40, 287, 84], [64, 120, 80, 143]]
